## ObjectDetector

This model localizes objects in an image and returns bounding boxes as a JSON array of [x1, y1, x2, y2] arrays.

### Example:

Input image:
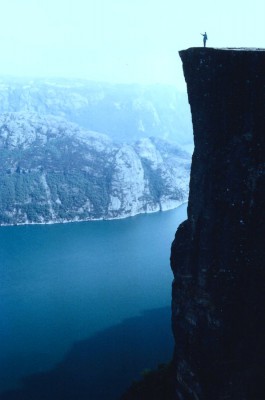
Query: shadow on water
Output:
[[0, 307, 173, 400]]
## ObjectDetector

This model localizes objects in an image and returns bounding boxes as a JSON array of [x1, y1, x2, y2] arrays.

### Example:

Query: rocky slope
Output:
[[171, 48, 265, 399], [0, 79, 193, 147], [0, 112, 190, 225]]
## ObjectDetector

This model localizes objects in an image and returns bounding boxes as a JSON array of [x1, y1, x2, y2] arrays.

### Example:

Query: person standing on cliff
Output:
[[201, 32, 208, 47]]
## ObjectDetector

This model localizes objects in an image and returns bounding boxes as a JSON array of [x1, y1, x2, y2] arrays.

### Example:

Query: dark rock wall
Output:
[[170, 48, 265, 400]]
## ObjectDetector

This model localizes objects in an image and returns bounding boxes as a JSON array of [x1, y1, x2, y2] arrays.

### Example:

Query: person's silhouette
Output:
[[201, 32, 208, 47]]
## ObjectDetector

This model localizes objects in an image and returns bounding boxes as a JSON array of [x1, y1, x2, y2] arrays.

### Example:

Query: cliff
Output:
[[171, 48, 265, 399]]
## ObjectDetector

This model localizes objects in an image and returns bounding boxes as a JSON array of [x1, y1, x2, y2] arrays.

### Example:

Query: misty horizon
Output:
[[0, 0, 264, 91]]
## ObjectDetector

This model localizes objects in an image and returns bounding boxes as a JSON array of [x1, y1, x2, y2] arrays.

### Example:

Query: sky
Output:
[[0, 0, 264, 91]]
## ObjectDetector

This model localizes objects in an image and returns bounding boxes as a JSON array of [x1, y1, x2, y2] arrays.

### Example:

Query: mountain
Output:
[[0, 78, 193, 148], [0, 112, 190, 225]]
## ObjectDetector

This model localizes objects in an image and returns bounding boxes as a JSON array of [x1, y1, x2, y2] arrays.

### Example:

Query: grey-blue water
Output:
[[0, 204, 187, 399]]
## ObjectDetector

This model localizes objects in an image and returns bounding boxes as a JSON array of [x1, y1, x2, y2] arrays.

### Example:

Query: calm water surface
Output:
[[0, 204, 187, 395]]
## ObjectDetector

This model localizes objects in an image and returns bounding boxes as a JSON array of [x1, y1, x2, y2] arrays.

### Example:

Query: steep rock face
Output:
[[0, 113, 190, 225], [171, 48, 265, 399]]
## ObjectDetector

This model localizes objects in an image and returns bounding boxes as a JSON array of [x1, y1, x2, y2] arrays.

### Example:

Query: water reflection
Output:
[[1, 307, 173, 400]]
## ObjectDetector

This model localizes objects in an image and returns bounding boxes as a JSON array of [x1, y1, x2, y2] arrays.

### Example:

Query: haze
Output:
[[0, 0, 264, 91]]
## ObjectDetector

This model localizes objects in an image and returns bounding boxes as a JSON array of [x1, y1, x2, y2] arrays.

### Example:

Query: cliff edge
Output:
[[171, 48, 265, 399]]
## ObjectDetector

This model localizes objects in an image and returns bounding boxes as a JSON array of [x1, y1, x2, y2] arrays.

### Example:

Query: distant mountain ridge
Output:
[[0, 112, 190, 225], [0, 78, 193, 147]]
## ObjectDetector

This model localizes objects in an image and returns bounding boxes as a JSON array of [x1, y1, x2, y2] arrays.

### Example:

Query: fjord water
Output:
[[0, 204, 187, 397]]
